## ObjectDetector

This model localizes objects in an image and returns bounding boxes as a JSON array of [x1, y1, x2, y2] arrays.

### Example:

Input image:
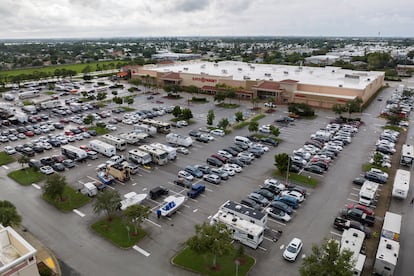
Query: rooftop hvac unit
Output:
[[339, 84, 343, 87], [238, 68, 243, 71], [214, 63, 219, 67], [243, 76, 251, 80], [183, 67, 188, 71], [264, 73, 271, 77], [201, 64, 206, 68], [222, 69, 227, 74], [284, 71, 289, 75]]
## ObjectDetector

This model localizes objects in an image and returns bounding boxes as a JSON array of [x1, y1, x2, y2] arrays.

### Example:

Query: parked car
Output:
[[52, 162, 65, 172], [270, 200, 293, 215], [265, 207, 291, 222], [4, 146, 16, 155], [280, 190, 304, 203], [254, 189, 276, 201], [203, 173, 221, 184], [352, 177, 366, 186], [283, 238, 303, 261], [177, 170, 194, 181], [260, 137, 278, 146], [173, 178, 192, 188], [194, 164, 211, 175], [189, 130, 201, 137], [40, 166, 55, 175], [206, 157, 223, 167], [184, 165, 203, 178], [346, 203, 374, 216], [210, 168, 229, 180], [62, 159, 75, 168], [248, 192, 269, 206], [210, 129, 225, 136], [304, 164, 324, 174], [176, 147, 189, 155], [240, 198, 262, 210]]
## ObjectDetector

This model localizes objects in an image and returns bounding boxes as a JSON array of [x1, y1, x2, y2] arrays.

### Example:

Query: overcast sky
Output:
[[1, 0, 413, 39]]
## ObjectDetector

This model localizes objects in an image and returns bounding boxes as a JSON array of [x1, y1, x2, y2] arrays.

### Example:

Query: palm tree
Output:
[[0, 200, 22, 227], [93, 189, 121, 220], [123, 205, 150, 235]]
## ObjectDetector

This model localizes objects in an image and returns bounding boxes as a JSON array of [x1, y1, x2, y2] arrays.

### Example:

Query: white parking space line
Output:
[[206, 188, 213, 192], [190, 198, 198, 203], [132, 245, 151, 257], [350, 193, 358, 197], [193, 209, 198, 213], [132, 183, 137, 186], [31, 183, 41, 190], [347, 198, 359, 203], [352, 187, 361, 192], [176, 210, 182, 214], [145, 218, 161, 228], [200, 194, 206, 198], [142, 188, 147, 191], [183, 204, 190, 208], [106, 185, 115, 190], [268, 218, 286, 226], [264, 237, 274, 242], [280, 244, 285, 250], [258, 246, 267, 251], [301, 254, 306, 259], [73, 209, 85, 217], [2, 165, 9, 170], [330, 231, 342, 237]]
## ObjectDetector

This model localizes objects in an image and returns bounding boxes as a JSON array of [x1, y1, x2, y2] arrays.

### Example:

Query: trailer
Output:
[[101, 134, 127, 151], [150, 142, 177, 160], [158, 195, 186, 217], [166, 133, 193, 147], [138, 145, 168, 165], [61, 145, 88, 161], [340, 229, 366, 276], [106, 163, 131, 182], [373, 238, 399, 276], [400, 144, 414, 166], [359, 181, 379, 206], [8, 112, 28, 124], [128, 149, 152, 165], [134, 123, 157, 136], [210, 211, 265, 249], [39, 99, 62, 109], [18, 90, 40, 99], [381, 212, 401, 242], [89, 140, 116, 157], [218, 200, 268, 228], [118, 132, 142, 145], [392, 169, 410, 199]]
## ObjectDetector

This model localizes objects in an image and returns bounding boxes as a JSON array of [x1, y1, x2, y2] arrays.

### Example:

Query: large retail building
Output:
[[125, 61, 384, 108]]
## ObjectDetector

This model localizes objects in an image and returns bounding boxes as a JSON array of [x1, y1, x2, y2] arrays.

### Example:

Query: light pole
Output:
[[286, 155, 290, 185], [235, 259, 240, 276]]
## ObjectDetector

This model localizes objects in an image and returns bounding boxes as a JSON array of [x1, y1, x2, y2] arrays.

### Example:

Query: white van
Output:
[[234, 136, 253, 148]]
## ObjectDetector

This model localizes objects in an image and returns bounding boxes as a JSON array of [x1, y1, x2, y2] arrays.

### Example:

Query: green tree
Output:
[[125, 97, 134, 106], [251, 97, 260, 108], [235, 111, 244, 122], [97, 92, 107, 101], [123, 205, 151, 235], [332, 103, 345, 116], [17, 155, 30, 169], [43, 174, 67, 202], [83, 114, 95, 125], [214, 92, 226, 103], [93, 189, 121, 220], [248, 121, 259, 133], [172, 106, 182, 118], [113, 96, 123, 105], [372, 152, 384, 167], [112, 90, 118, 96], [217, 118, 229, 130], [186, 222, 234, 268], [207, 110, 215, 125], [387, 114, 402, 126], [300, 239, 354, 276], [181, 108, 193, 120], [0, 200, 22, 227], [269, 125, 280, 137], [274, 153, 289, 174]]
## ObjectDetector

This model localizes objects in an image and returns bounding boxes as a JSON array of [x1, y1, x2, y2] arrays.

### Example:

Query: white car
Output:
[[200, 133, 214, 141], [291, 155, 307, 166], [283, 238, 303, 262], [264, 178, 286, 190], [42, 142, 53, 150], [369, 168, 389, 179], [259, 124, 271, 133], [265, 207, 291, 222], [107, 125, 117, 131], [368, 159, 391, 168], [177, 120, 188, 127], [238, 152, 255, 160], [252, 143, 269, 152], [220, 166, 235, 176], [178, 170, 194, 181], [264, 102, 276, 108], [210, 129, 225, 136], [217, 150, 233, 159], [281, 190, 304, 203], [203, 173, 221, 184], [40, 166, 55, 175], [224, 163, 242, 173], [176, 147, 189, 155], [4, 146, 16, 155]]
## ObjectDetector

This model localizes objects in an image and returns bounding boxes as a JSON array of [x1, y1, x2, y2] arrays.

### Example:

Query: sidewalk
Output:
[[15, 227, 61, 276]]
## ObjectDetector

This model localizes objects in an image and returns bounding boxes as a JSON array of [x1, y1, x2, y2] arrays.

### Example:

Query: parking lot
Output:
[[0, 78, 405, 275]]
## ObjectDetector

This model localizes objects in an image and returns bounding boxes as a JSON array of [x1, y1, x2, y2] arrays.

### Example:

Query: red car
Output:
[[79, 145, 90, 152], [25, 131, 35, 137], [78, 126, 88, 132], [347, 203, 374, 216], [64, 130, 74, 136], [60, 119, 70, 124]]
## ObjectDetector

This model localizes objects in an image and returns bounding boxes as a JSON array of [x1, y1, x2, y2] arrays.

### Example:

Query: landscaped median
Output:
[[91, 216, 147, 248], [273, 171, 318, 188], [43, 185, 90, 212], [172, 246, 255, 276], [7, 167, 45, 186], [0, 152, 15, 166]]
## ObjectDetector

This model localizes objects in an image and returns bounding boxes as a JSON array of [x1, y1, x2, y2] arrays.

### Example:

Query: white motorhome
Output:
[[128, 149, 152, 165], [138, 145, 168, 165], [118, 132, 142, 145], [39, 100, 62, 109], [217, 200, 268, 227], [359, 181, 379, 206], [61, 145, 88, 161], [211, 211, 264, 249], [166, 133, 193, 147], [381, 212, 401, 242], [340, 228, 366, 276], [134, 123, 157, 136], [373, 238, 399, 276], [101, 134, 127, 151], [150, 143, 177, 160], [89, 140, 116, 157], [400, 144, 414, 166], [392, 169, 410, 199], [18, 90, 40, 99]]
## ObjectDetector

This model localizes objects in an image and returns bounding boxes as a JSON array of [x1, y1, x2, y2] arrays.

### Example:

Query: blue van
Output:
[[274, 195, 299, 209]]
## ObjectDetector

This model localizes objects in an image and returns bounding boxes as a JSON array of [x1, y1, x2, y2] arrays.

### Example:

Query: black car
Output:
[[308, 161, 329, 171], [246, 135, 259, 142], [14, 145, 25, 152], [254, 189, 276, 201], [52, 162, 65, 172], [376, 145, 395, 155], [21, 147, 35, 157], [227, 157, 245, 167], [248, 148, 263, 158], [260, 137, 278, 146], [28, 159, 42, 169], [48, 139, 61, 147], [149, 186, 169, 200], [53, 123, 64, 129], [222, 148, 238, 157], [275, 116, 294, 123], [364, 172, 387, 184], [304, 165, 324, 174], [88, 129, 97, 136], [237, 155, 252, 165], [206, 157, 223, 167], [229, 145, 243, 153], [173, 178, 192, 188], [240, 198, 262, 211], [32, 145, 44, 153], [353, 177, 366, 186], [70, 128, 82, 134], [40, 157, 54, 166], [189, 130, 201, 137], [289, 164, 301, 173]]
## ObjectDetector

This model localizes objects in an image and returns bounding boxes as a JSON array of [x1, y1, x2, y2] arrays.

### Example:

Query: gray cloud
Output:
[[173, 0, 210, 12]]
